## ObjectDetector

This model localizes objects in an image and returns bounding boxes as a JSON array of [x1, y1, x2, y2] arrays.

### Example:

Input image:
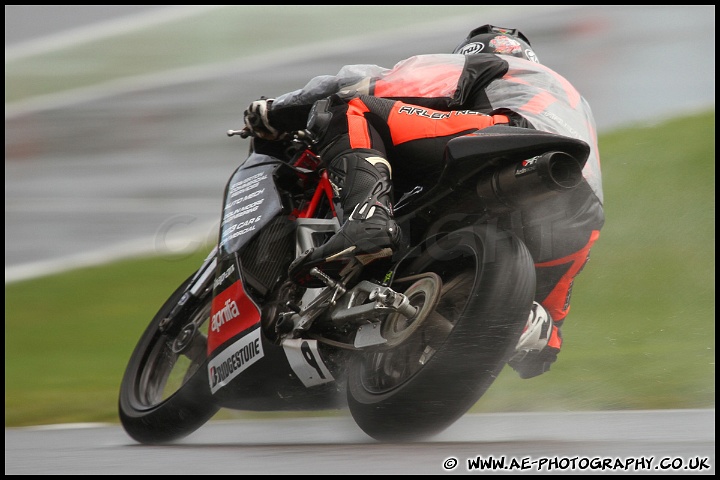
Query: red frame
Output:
[[291, 150, 337, 219]]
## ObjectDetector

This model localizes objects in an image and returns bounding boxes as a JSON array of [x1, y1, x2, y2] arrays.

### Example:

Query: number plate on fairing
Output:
[[282, 339, 335, 387]]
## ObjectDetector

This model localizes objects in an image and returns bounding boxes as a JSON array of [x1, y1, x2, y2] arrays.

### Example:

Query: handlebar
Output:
[[227, 110, 262, 138], [226, 127, 318, 144], [227, 128, 252, 138]]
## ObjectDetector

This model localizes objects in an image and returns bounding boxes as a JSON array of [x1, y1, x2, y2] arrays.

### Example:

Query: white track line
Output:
[[5, 6, 224, 61]]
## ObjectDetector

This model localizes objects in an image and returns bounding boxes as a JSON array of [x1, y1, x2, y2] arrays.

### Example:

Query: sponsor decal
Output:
[[208, 327, 263, 393], [515, 156, 540, 177], [225, 188, 265, 209], [453, 110, 489, 117], [541, 110, 581, 138], [282, 338, 335, 387], [397, 105, 451, 119], [397, 106, 490, 119], [211, 298, 240, 333], [213, 264, 235, 290], [220, 215, 262, 246], [228, 172, 268, 199], [220, 169, 272, 246], [208, 279, 261, 353], [525, 48, 540, 63], [457, 42, 485, 55], [222, 199, 264, 225], [489, 36, 523, 56]]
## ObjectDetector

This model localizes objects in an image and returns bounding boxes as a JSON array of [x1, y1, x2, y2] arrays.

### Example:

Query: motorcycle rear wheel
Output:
[[346, 226, 535, 442], [118, 271, 219, 444]]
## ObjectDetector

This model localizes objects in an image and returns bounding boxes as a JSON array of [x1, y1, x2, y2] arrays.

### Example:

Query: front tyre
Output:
[[119, 272, 219, 444], [347, 226, 535, 442]]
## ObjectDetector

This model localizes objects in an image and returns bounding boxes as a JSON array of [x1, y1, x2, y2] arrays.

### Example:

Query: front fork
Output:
[[158, 245, 218, 341]]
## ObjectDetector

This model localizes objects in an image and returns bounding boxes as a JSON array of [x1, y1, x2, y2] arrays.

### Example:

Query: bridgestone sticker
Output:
[[208, 328, 263, 394]]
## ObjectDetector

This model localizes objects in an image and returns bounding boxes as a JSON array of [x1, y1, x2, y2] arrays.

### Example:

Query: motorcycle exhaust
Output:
[[476, 151, 583, 215]]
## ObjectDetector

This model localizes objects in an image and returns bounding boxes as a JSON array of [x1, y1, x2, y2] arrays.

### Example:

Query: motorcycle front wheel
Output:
[[346, 226, 536, 442], [118, 271, 219, 444]]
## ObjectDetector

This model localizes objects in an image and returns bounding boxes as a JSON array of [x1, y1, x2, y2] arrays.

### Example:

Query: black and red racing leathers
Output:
[[267, 52, 605, 336]]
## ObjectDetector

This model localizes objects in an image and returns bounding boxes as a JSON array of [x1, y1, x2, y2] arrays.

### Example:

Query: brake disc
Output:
[[381, 272, 443, 348]]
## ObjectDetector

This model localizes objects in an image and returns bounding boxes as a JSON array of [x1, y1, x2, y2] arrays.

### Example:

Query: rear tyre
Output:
[[347, 226, 535, 441]]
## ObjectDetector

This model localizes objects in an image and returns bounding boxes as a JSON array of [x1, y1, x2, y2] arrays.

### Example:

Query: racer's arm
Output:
[[263, 65, 387, 133]]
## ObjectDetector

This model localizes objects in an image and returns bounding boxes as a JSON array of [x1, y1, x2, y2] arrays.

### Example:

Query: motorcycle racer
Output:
[[243, 24, 605, 380]]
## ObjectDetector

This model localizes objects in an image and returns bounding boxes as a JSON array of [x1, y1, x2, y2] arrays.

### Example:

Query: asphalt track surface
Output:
[[5, 410, 716, 475], [4, 5, 715, 475]]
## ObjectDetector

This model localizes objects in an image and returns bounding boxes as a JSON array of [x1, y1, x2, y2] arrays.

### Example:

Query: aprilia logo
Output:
[[207, 279, 261, 353], [210, 299, 240, 333]]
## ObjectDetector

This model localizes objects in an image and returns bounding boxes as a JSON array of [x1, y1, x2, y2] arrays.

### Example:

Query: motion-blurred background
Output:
[[5, 5, 715, 427]]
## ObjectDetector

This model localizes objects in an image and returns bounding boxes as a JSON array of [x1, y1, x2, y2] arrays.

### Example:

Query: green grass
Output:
[[4, 249, 213, 426], [4, 110, 715, 427], [471, 110, 716, 412]]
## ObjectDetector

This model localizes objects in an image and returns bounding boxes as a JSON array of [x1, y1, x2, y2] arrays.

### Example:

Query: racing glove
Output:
[[243, 98, 284, 140]]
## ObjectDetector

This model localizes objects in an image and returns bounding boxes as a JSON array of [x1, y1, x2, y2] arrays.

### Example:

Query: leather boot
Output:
[[289, 152, 401, 287]]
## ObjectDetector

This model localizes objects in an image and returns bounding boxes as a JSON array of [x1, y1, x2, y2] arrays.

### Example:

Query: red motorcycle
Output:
[[118, 121, 588, 443]]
